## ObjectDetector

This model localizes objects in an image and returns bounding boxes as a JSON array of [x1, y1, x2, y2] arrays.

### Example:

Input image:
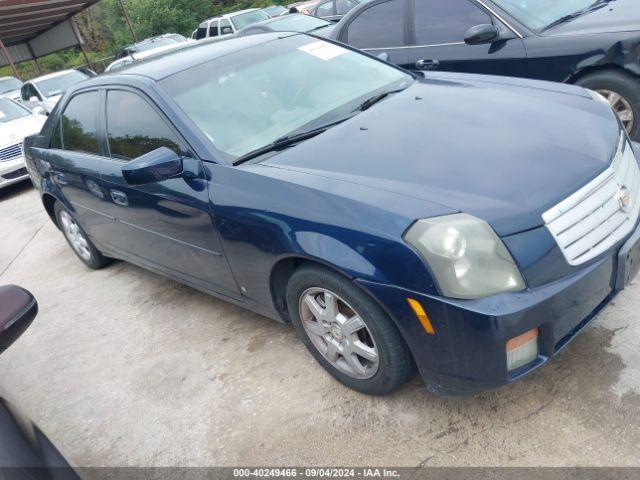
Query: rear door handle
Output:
[[415, 59, 440, 71]]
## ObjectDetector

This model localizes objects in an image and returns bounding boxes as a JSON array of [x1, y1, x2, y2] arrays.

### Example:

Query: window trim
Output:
[[103, 86, 196, 163]]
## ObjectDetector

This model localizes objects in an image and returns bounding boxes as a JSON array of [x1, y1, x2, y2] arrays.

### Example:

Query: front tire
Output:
[[286, 265, 415, 395], [575, 70, 640, 140], [54, 202, 110, 269]]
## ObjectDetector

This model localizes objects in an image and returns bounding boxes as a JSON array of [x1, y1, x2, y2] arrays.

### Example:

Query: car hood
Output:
[[543, 0, 640, 35], [264, 73, 621, 236], [0, 114, 46, 148]]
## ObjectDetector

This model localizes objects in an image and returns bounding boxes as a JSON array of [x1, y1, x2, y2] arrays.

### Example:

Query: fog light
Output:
[[506, 328, 539, 371]]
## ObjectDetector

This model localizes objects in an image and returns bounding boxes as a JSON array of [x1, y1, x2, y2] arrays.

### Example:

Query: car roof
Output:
[[96, 32, 293, 82]]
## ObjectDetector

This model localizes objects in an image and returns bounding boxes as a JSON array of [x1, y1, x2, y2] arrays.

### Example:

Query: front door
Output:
[[98, 88, 239, 297], [401, 0, 527, 76]]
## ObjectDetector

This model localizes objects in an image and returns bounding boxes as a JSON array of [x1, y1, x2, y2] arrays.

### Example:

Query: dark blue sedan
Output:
[[330, 0, 640, 140], [24, 33, 640, 395]]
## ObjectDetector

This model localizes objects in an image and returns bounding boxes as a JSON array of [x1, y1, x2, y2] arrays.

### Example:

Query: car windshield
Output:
[[34, 71, 88, 98], [0, 98, 31, 123], [231, 10, 272, 29], [161, 36, 413, 161], [0, 77, 22, 94], [268, 14, 332, 32], [491, 0, 604, 31]]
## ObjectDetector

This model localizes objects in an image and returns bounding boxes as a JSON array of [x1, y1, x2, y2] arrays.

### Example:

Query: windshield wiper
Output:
[[233, 116, 353, 165], [541, 0, 616, 32], [353, 87, 407, 113]]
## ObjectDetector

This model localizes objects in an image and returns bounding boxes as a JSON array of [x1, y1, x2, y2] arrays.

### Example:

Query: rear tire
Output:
[[286, 265, 415, 395], [575, 70, 640, 140], [54, 201, 110, 270]]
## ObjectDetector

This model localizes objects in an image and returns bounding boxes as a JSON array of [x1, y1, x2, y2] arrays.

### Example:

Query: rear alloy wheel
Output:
[[54, 202, 110, 269], [287, 265, 415, 395], [575, 70, 640, 141]]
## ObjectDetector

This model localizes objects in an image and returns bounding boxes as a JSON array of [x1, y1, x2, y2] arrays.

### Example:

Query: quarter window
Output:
[[347, 0, 405, 49], [106, 90, 185, 161], [413, 0, 491, 45], [60, 91, 100, 155]]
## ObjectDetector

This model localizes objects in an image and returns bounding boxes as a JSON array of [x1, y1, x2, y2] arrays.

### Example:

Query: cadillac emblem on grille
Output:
[[617, 186, 631, 212]]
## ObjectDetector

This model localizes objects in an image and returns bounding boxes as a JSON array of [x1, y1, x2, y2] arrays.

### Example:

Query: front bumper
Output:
[[0, 156, 29, 189], [358, 221, 640, 395]]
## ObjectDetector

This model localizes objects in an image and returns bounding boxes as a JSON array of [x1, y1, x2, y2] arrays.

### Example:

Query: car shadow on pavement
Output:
[[0, 180, 33, 202]]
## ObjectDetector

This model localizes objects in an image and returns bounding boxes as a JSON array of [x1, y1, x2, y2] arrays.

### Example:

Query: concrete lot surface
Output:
[[1, 181, 640, 467]]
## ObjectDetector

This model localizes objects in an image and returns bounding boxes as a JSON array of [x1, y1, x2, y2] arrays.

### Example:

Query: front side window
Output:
[[316, 1, 335, 16], [220, 19, 233, 35], [35, 71, 88, 98], [414, 0, 491, 45], [161, 35, 412, 160], [106, 90, 185, 161], [60, 91, 100, 155], [347, 0, 405, 49], [21, 84, 39, 101]]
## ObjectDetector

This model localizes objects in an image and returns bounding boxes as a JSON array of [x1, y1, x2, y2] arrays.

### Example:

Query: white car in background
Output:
[[0, 98, 46, 190], [194, 8, 271, 40], [0, 77, 23, 102], [20, 69, 88, 115], [105, 40, 194, 72]]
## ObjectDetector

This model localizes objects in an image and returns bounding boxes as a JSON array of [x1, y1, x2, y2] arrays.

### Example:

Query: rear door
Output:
[[45, 90, 112, 238], [402, 0, 527, 76], [340, 0, 409, 66], [98, 88, 239, 296]]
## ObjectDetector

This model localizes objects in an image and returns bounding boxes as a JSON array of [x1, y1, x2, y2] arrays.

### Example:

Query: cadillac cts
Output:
[[25, 34, 640, 395]]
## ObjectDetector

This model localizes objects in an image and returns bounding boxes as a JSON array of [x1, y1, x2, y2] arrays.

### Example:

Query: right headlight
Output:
[[404, 213, 525, 300]]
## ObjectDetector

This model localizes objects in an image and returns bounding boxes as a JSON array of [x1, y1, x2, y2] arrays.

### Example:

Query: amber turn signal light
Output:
[[407, 298, 435, 335]]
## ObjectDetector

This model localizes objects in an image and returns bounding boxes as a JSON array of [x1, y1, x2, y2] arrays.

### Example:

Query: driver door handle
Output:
[[415, 59, 440, 71]]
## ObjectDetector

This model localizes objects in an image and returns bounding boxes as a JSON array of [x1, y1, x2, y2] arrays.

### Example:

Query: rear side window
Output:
[[347, 0, 405, 49], [59, 91, 100, 155], [414, 0, 491, 45], [209, 20, 219, 37], [196, 25, 208, 40], [106, 90, 185, 161]]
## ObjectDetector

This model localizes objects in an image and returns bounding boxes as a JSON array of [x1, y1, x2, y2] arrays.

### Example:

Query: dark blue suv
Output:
[[331, 0, 640, 140]]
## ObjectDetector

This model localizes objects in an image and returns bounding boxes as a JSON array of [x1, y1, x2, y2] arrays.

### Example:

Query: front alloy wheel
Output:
[[287, 265, 415, 395], [299, 287, 379, 379], [597, 89, 635, 134]]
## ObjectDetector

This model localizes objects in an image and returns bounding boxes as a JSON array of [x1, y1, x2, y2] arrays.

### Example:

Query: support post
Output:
[[0, 38, 20, 80], [71, 18, 95, 72], [118, 0, 138, 43], [27, 44, 43, 75]]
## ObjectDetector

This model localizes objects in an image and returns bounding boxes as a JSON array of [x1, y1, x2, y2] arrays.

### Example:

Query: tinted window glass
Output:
[[60, 91, 100, 155], [414, 0, 491, 45], [209, 21, 219, 37], [51, 120, 63, 149], [316, 1, 334, 16], [196, 27, 207, 39], [22, 84, 39, 101], [347, 0, 405, 49], [336, 0, 357, 15], [106, 90, 184, 161]]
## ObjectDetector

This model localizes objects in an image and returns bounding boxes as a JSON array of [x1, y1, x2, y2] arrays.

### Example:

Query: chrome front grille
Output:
[[543, 134, 640, 266], [0, 142, 22, 162]]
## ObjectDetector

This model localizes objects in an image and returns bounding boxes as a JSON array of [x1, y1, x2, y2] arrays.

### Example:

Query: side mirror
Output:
[[0, 285, 38, 355], [464, 24, 500, 45], [29, 96, 39, 103], [221, 27, 233, 35], [377, 52, 389, 62], [122, 147, 184, 186]]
